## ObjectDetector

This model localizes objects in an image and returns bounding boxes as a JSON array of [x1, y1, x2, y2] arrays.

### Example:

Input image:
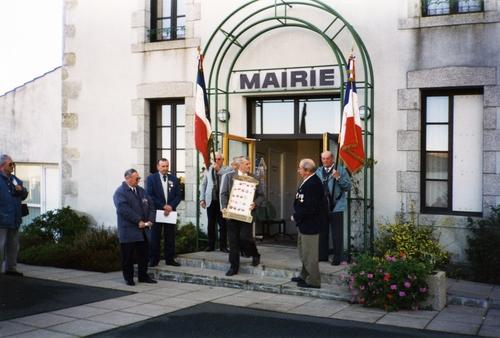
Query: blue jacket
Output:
[[113, 182, 155, 243], [146, 172, 181, 211], [0, 173, 28, 229], [293, 174, 327, 235], [315, 164, 352, 213]]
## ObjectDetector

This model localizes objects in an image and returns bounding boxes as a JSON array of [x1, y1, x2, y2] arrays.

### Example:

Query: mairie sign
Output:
[[234, 65, 340, 92]]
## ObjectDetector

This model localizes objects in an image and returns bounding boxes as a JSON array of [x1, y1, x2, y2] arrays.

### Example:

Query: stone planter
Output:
[[423, 270, 447, 310]]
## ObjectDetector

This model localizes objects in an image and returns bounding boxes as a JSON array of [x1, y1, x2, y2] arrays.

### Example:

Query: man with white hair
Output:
[[220, 156, 264, 276], [0, 154, 28, 276], [292, 158, 325, 289]]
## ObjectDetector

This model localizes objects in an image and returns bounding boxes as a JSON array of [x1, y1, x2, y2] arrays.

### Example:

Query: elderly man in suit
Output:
[[292, 158, 325, 289], [146, 158, 182, 267], [0, 154, 28, 276], [200, 152, 231, 252], [316, 150, 352, 265], [113, 168, 157, 286], [220, 156, 264, 276]]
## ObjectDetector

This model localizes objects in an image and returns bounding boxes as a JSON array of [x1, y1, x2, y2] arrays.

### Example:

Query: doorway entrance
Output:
[[255, 139, 323, 243]]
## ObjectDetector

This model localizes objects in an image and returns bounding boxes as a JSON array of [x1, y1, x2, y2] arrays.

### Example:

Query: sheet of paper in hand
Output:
[[223, 175, 259, 223]]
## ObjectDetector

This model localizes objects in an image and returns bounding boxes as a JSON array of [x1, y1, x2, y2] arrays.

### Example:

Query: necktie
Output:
[[163, 175, 167, 182]]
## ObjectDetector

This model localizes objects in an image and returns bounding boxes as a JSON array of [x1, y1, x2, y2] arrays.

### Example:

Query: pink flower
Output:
[[399, 291, 406, 297], [404, 281, 411, 288], [360, 271, 365, 276], [390, 284, 397, 290], [360, 285, 365, 290], [419, 287, 427, 293], [367, 273, 374, 279], [341, 261, 348, 266]]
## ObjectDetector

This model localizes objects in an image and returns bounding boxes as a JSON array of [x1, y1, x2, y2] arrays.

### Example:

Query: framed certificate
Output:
[[223, 175, 259, 223]]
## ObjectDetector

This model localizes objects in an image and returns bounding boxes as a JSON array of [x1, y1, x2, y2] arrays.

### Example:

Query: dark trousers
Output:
[[120, 240, 149, 282], [149, 222, 176, 265], [227, 219, 259, 271], [319, 212, 344, 262], [206, 201, 227, 250]]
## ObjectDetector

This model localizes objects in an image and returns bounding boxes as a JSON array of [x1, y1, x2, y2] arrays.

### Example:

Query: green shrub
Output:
[[176, 222, 207, 254], [19, 207, 121, 272], [466, 207, 500, 284], [375, 221, 449, 271], [21, 206, 89, 244], [347, 253, 430, 311]]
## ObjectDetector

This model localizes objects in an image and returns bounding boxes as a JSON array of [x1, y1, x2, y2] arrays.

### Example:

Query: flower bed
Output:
[[347, 253, 431, 311]]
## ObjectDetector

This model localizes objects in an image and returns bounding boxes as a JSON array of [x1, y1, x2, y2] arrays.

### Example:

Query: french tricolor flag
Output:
[[339, 55, 365, 173], [194, 54, 212, 168]]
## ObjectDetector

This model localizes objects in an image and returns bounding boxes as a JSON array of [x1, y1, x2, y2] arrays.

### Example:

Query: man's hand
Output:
[[138, 221, 147, 229], [164, 204, 173, 216], [249, 202, 256, 211], [14, 185, 22, 192], [332, 169, 340, 180], [200, 200, 206, 209]]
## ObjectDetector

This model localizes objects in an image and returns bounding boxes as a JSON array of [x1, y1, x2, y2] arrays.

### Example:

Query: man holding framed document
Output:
[[220, 157, 264, 276]]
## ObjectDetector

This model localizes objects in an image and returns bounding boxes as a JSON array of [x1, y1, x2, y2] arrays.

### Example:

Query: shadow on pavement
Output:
[[0, 275, 133, 321], [89, 303, 476, 338]]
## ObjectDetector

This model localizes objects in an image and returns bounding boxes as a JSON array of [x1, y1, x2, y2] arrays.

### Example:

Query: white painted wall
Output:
[[0, 67, 61, 164]]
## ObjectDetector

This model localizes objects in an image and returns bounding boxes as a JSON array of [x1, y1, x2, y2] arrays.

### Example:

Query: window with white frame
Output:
[[15, 164, 60, 226], [421, 89, 483, 215], [422, 0, 483, 16]]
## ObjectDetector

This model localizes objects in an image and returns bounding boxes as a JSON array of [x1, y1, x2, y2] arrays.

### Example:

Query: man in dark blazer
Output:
[[146, 158, 181, 267], [220, 156, 264, 276], [292, 158, 325, 289], [113, 168, 157, 286]]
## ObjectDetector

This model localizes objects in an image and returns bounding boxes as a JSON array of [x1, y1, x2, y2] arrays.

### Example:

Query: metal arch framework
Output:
[[197, 0, 375, 253]]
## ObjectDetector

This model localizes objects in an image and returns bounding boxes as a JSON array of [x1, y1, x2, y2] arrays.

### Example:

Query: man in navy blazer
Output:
[[292, 159, 326, 289], [146, 158, 181, 267], [113, 168, 157, 286]]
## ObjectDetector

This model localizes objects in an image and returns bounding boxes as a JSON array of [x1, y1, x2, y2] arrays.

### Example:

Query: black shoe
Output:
[[220, 248, 229, 253], [291, 276, 304, 283], [166, 260, 181, 267], [5, 270, 23, 277], [204, 246, 214, 252], [149, 261, 158, 267], [125, 279, 135, 286], [225, 268, 238, 276], [252, 255, 261, 267], [139, 277, 158, 284], [297, 280, 320, 289]]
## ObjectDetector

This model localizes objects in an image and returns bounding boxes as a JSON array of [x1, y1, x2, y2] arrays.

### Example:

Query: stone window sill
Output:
[[399, 11, 500, 29], [131, 38, 200, 53]]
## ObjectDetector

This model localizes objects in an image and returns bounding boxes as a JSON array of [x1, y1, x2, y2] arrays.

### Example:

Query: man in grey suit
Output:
[[316, 151, 352, 265], [200, 152, 230, 252], [220, 157, 264, 276], [113, 169, 157, 286]]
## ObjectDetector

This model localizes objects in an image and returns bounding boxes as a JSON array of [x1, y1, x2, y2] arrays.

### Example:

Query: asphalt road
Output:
[[89, 302, 476, 338], [0, 275, 132, 321]]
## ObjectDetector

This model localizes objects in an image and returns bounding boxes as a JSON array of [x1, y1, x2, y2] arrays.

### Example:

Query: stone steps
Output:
[[152, 264, 352, 302]]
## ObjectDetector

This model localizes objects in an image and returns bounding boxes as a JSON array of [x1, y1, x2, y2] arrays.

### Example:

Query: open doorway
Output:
[[255, 139, 322, 244]]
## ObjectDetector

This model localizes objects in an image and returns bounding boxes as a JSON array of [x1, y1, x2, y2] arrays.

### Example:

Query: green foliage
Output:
[[19, 207, 121, 272], [375, 221, 449, 271], [176, 222, 207, 254], [466, 207, 500, 284], [21, 206, 89, 245], [347, 253, 430, 311]]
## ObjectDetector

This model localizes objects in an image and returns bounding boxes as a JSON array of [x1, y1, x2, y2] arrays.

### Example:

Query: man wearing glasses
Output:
[[200, 152, 230, 252], [146, 158, 181, 267], [0, 154, 28, 276], [113, 168, 157, 285]]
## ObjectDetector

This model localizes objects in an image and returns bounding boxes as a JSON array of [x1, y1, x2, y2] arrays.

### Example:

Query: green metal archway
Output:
[[196, 0, 375, 254]]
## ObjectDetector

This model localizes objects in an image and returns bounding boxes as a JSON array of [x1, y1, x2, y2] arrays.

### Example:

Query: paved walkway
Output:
[[0, 264, 499, 337]]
